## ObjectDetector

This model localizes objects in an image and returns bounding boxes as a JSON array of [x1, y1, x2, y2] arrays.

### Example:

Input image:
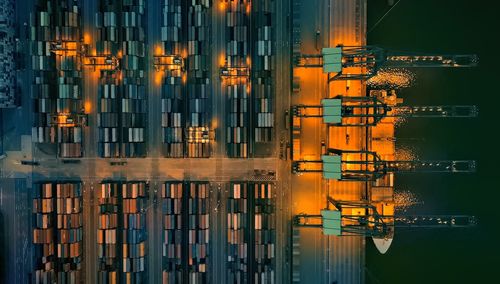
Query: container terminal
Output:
[[0, 0, 479, 283]]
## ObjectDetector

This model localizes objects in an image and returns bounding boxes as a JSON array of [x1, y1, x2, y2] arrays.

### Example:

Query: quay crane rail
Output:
[[292, 96, 478, 127], [294, 198, 476, 238], [292, 149, 476, 181], [295, 45, 478, 80]]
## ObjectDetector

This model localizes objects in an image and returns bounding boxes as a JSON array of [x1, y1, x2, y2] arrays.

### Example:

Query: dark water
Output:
[[366, 0, 500, 283]]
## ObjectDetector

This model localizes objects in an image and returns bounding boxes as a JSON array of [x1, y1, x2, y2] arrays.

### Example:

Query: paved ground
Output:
[[291, 0, 367, 283]]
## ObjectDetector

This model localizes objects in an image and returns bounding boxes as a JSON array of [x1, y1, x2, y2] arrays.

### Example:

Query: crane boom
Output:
[[384, 54, 479, 68], [384, 160, 476, 173], [390, 105, 478, 118], [296, 45, 478, 80], [294, 199, 476, 238], [393, 215, 476, 228]]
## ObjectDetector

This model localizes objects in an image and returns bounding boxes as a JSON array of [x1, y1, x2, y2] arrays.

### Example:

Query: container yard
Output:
[[227, 182, 276, 283], [96, 0, 147, 158], [223, 1, 251, 158], [32, 182, 83, 283], [30, 0, 85, 158], [0, 0, 16, 108], [227, 182, 249, 283], [186, 1, 212, 158], [252, 0, 275, 156], [161, 181, 183, 282], [97, 181, 148, 284], [162, 181, 210, 283], [159, 0, 185, 158], [96, 182, 119, 284], [1, 0, 485, 283]]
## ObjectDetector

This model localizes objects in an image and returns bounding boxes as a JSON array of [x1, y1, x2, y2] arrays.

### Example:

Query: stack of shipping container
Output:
[[96, 181, 148, 284], [98, 79, 121, 158], [32, 182, 83, 283], [252, 0, 274, 145], [31, 0, 84, 158], [227, 182, 249, 283], [162, 182, 183, 283], [96, 1, 121, 158], [186, 0, 211, 158], [187, 182, 210, 282], [96, 0, 147, 158], [226, 182, 276, 283], [97, 182, 119, 283], [225, 1, 250, 158], [122, 181, 148, 283], [161, 181, 210, 283], [0, 0, 16, 108], [161, 0, 185, 158], [253, 182, 275, 283], [121, 0, 147, 157]]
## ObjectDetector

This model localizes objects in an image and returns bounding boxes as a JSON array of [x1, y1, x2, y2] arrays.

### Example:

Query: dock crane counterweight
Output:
[[295, 45, 478, 80]]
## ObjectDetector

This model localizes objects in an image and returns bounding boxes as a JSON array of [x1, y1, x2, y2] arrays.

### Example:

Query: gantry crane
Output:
[[219, 56, 250, 79], [82, 54, 120, 71], [293, 197, 476, 238], [292, 149, 476, 181], [220, 66, 250, 78], [292, 96, 478, 127], [47, 112, 88, 127], [48, 39, 120, 71], [295, 46, 478, 80], [49, 40, 81, 56], [153, 54, 184, 72]]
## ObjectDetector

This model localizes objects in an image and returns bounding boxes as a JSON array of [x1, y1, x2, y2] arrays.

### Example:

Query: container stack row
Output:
[[226, 182, 276, 283], [96, 0, 147, 158], [121, 181, 148, 283], [31, 1, 84, 158], [98, 78, 121, 158], [186, 1, 211, 158], [187, 182, 210, 283], [120, 0, 147, 158], [227, 182, 249, 283], [252, 0, 274, 144], [96, 181, 149, 284], [97, 183, 120, 283], [32, 182, 83, 284], [161, 181, 210, 284], [161, 0, 185, 158], [0, 0, 16, 108], [252, 182, 275, 283], [225, 1, 250, 158], [162, 182, 183, 283], [96, 1, 122, 158]]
